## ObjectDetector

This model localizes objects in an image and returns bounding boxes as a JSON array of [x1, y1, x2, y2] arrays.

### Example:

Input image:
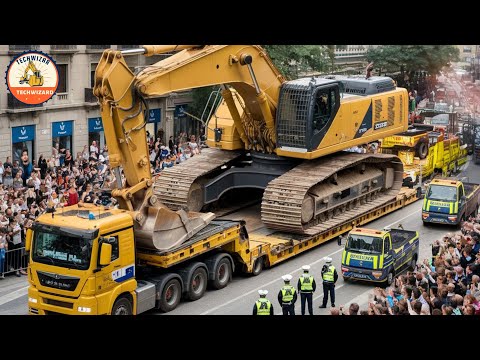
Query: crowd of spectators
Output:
[[334, 217, 480, 315], [0, 129, 203, 278]]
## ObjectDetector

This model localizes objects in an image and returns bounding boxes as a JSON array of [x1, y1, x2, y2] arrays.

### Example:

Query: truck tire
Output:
[[409, 254, 418, 271], [416, 142, 428, 159], [159, 278, 182, 312], [112, 296, 133, 315], [251, 257, 264, 276], [385, 271, 394, 287], [186, 267, 208, 301], [210, 257, 232, 290]]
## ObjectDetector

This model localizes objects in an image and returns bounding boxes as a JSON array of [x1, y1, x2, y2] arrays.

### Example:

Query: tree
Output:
[[188, 86, 220, 123], [263, 45, 328, 79], [366, 45, 460, 76]]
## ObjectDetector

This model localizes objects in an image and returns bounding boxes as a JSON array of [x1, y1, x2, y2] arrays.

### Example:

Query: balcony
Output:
[[9, 45, 40, 54], [50, 45, 79, 54], [84, 88, 98, 103], [86, 45, 111, 53], [7, 93, 43, 111]]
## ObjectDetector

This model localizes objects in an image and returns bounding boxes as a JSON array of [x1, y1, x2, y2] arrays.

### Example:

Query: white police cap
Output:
[[258, 289, 268, 296], [325, 257, 332, 263], [282, 274, 293, 281], [302, 265, 311, 271]]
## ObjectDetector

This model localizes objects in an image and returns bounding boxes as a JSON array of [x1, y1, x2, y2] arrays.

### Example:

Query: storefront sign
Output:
[[148, 108, 161, 123], [52, 120, 73, 137], [12, 125, 35, 143], [174, 104, 187, 118], [88, 117, 104, 132]]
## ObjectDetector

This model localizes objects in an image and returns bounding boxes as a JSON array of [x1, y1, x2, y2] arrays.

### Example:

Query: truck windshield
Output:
[[346, 234, 382, 254], [32, 230, 93, 270], [427, 185, 457, 202]]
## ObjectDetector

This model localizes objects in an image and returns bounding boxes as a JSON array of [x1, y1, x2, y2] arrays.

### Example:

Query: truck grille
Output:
[[37, 271, 80, 292]]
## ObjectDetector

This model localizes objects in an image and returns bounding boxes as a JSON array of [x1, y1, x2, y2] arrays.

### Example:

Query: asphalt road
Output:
[[2, 159, 479, 315]]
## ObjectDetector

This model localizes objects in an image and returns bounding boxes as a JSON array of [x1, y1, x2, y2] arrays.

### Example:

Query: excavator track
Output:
[[261, 152, 403, 235], [153, 148, 242, 211]]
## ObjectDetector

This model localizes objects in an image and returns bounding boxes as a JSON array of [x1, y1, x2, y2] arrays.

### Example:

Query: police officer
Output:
[[319, 257, 338, 308], [253, 289, 274, 315], [297, 265, 316, 315], [278, 274, 297, 315]]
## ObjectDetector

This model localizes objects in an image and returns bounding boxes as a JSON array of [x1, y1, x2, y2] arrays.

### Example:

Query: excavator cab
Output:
[[277, 79, 340, 152]]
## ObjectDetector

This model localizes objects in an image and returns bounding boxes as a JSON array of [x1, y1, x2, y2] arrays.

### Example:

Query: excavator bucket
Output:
[[134, 203, 215, 251]]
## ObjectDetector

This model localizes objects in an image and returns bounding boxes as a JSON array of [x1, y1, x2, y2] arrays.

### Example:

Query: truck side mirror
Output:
[[461, 195, 467, 203], [25, 229, 33, 252], [99, 243, 112, 266]]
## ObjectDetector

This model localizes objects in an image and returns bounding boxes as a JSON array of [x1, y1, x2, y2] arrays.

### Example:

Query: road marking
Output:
[[385, 208, 421, 228], [200, 247, 345, 315], [0, 285, 29, 307]]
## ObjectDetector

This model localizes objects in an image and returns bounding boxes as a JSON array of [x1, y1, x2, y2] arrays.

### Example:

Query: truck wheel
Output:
[[409, 254, 418, 271], [112, 296, 133, 315], [186, 267, 208, 301], [159, 278, 182, 312], [385, 271, 394, 287], [416, 142, 428, 159], [210, 257, 232, 290], [251, 257, 264, 276]]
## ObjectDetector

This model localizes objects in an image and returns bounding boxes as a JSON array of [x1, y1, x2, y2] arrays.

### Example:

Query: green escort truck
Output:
[[422, 178, 480, 225], [341, 227, 419, 286]]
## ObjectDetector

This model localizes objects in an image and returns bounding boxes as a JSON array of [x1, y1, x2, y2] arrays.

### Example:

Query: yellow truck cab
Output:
[[341, 227, 419, 286], [26, 205, 248, 315], [422, 178, 480, 225]]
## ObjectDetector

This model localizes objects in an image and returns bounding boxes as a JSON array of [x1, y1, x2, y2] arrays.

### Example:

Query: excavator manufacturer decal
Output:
[[354, 103, 372, 138], [5, 50, 59, 105]]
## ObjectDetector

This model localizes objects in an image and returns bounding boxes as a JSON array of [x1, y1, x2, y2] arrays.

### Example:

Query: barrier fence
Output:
[[0, 247, 28, 277]]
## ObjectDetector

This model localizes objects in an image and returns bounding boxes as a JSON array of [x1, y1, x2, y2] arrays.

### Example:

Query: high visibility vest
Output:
[[281, 285, 296, 302], [322, 265, 335, 282], [255, 298, 271, 315], [300, 274, 314, 291]]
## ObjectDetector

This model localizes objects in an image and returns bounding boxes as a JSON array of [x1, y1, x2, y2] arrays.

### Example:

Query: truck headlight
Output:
[[78, 307, 92, 313], [372, 271, 383, 279], [422, 213, 429, 219], [28, 297, 38, 304], [341, 267, 349, 273], [448, 216, 457, 222]]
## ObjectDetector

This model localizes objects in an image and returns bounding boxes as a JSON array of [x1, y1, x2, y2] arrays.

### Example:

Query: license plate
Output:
[[351, 273, 370, 279]]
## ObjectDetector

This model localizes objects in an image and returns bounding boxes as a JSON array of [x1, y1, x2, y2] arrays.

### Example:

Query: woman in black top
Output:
[[38, 154, 48, 179]]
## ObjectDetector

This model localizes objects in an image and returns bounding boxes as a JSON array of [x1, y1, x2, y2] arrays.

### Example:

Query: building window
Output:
[[463, 47, 472, 53], [57, 64, 68, 93], [90, 63, 98, 88]]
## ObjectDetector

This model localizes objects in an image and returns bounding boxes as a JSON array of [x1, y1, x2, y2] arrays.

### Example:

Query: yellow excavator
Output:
[[19, 60, 44, 86], [93, 45, 409, 249]]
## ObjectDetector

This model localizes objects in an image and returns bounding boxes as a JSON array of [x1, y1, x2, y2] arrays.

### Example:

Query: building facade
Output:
[[0, 45, 194, 164]]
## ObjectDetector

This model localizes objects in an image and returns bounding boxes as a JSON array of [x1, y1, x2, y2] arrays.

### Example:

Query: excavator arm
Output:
[[19, 61, 44, 86]]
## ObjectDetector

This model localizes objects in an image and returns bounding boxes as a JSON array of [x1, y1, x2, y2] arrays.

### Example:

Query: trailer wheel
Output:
[[210, 257, 232, 290], [416, 142, 428, 159], [186, 267, 208, 301], [159, 278, 182, 312], [112, 296, 133, 315], [251, 257, 264, 276]]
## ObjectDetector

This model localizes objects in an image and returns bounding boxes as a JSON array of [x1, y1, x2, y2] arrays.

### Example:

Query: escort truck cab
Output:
[[341, 227, 419, 285], [422, 178, 480, 225]]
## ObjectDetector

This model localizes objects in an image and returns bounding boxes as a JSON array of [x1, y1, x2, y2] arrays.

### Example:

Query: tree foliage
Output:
[[366, 45, 460, 75], [263, 45, 328, 79]]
